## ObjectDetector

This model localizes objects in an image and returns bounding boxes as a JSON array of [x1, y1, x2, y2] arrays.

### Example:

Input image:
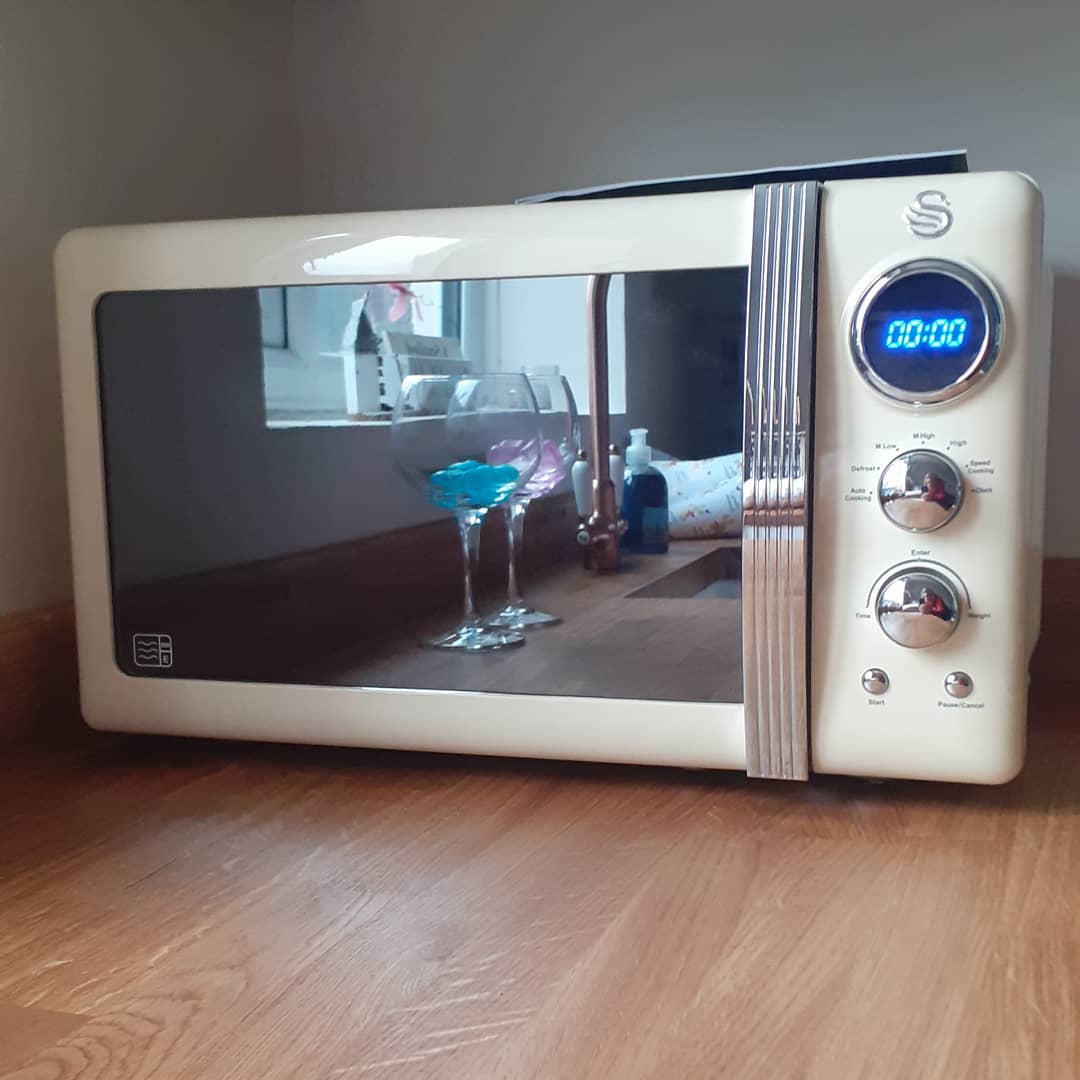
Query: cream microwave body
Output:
[[55, 171, 1049, 783]]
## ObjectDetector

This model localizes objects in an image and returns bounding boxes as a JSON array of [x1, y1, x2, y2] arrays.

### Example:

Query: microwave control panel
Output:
[[810, 172, 1048, 783]]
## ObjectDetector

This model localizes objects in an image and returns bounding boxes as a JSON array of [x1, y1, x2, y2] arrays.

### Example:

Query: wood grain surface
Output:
[[0, 683, 1077, 1078], [0, 561, 1077, 1078], [300, 539, 743, 701], [0, 606, 78, 746]]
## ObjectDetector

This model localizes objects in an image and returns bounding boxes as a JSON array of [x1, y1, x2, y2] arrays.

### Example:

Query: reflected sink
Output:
[[625, 541, 741, 600]]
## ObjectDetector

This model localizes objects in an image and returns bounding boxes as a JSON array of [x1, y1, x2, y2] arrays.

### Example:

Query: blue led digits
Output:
[[883, 316, 968, 351], [854, 261, 999, 404]]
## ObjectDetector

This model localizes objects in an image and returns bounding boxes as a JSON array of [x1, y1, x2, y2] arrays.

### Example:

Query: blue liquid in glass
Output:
[[429, 460, 520, 510]]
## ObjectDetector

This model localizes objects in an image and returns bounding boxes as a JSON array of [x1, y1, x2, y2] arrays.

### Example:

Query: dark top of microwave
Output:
[[518, 150, 968, 204]]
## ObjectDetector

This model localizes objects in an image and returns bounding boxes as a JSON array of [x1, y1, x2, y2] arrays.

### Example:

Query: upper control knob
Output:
[[878, 449, 963, 532], [875, 565, 962, 648]]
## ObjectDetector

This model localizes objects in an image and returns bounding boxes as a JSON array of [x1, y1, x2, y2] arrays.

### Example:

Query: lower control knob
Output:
[[875, 565, 962, 648]]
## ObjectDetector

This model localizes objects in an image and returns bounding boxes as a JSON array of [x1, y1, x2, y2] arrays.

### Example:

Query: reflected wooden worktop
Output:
[[300, 539, 743, 701]]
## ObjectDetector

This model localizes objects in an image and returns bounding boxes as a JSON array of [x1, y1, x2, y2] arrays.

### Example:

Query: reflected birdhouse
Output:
[[343, 297, 383, 417]]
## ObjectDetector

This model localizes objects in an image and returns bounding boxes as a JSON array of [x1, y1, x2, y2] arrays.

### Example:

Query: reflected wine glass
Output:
[[391, 373, 542, 651], [485, 374, 581, 630]]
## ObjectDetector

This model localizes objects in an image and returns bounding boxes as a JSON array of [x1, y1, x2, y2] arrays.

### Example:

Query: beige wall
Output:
[[0, 0, 299, 615], [293, 0, 1080, 556]]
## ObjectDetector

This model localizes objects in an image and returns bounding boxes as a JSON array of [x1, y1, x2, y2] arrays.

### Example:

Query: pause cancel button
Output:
[[133, 633, 173, 669]]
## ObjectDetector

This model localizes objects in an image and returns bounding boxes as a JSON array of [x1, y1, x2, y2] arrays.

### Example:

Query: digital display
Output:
[[883, 316, 968, 351], [856, 267, 996, 399]]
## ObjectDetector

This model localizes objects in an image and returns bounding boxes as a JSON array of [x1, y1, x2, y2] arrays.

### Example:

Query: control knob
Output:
[[875, 565, 963, 648], [878, 449, 963, 532]]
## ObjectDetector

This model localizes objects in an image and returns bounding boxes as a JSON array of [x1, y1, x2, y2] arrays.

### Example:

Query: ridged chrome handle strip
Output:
[[742, 182, 820, 781]]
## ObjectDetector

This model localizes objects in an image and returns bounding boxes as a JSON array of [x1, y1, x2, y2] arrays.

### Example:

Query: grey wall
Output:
[[293, 0, 1080, 556], [5, 0, 1078, 617], [0, 0, 299, 615]]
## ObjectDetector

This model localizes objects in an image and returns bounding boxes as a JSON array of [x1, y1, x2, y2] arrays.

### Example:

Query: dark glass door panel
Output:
[[96, 269, 747, 702]]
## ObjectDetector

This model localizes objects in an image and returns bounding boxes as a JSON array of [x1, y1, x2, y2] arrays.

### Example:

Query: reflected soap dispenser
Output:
[[621, 428, 668, 554]]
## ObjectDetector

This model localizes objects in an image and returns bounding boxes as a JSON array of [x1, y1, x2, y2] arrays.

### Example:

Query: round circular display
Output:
[[850, 260, 1003, 405]]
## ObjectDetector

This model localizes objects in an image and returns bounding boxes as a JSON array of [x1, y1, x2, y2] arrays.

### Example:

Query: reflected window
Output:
[[259, 277, 629, 429], [261, 281, 461, 425]]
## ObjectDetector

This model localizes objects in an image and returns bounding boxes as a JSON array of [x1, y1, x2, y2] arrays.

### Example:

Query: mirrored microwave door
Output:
[[95, 269, 747, 704]]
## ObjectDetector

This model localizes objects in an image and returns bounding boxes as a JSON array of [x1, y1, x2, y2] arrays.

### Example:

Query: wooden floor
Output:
[[1, 686, 1078, 1077]]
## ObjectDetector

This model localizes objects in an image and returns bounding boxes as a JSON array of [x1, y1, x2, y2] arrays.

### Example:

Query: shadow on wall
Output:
[[1045, 273, 1080, 558]]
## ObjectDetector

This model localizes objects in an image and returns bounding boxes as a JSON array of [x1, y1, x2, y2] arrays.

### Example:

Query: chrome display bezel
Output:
[[850, 258, 1004, 407]]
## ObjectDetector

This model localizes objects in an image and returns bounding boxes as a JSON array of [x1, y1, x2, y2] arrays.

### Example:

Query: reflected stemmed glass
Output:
[[391, 373, 542, 651], [485, 374, 581, 630]]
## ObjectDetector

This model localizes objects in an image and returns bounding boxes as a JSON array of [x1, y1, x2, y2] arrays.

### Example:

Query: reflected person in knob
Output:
[[881, 471, 955, 509], [880, 585, 953, 621], [391, 374, 542, 651], [921, 472, 957, 511], [918, 587, 953, 620], [485, 374, 581, 630]]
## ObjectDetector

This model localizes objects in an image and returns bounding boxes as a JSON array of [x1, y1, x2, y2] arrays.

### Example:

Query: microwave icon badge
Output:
[[133, 633, 173, 669], [903, 190, 953, 238]]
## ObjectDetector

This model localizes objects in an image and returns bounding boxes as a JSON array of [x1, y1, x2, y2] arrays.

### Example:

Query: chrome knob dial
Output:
[[875, 566, 962, 648], [878, 449, 963, 532]]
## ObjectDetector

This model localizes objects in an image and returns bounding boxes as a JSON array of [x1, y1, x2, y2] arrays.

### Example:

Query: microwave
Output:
[[55, 171, 1050, 784]]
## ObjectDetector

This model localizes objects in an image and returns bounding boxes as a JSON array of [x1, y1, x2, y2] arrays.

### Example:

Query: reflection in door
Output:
[[95, 268, 748, 703]]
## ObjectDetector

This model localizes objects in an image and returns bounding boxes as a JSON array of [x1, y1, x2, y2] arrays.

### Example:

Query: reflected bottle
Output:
[[571, 449, 593, 519], [621, 428, 668, 554]]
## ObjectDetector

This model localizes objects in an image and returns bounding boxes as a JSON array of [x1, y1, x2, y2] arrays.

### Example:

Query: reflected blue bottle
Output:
[[620, 428, 668, 554]]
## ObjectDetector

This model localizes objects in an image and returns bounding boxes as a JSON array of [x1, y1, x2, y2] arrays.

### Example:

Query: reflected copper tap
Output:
[[577, 273, 624, 573]]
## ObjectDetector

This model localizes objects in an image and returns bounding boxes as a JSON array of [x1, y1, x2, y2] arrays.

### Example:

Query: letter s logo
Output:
[[902, 190, 953, 238]]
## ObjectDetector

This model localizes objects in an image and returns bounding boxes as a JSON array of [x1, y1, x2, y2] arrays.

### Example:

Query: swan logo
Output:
[[133, 633, 173, 668], [903, 190, 953, 238]]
